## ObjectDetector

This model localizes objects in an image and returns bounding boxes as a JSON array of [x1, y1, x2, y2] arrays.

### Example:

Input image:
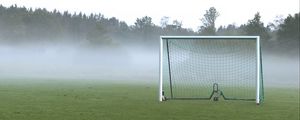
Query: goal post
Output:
[[159, 36, 264, 104]]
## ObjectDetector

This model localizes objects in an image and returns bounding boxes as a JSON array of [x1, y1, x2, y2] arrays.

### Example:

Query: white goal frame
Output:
[[159, 36, 262, 104]]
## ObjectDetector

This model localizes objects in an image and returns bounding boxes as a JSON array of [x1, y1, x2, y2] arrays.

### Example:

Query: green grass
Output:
[[0, 79, 299, 120]]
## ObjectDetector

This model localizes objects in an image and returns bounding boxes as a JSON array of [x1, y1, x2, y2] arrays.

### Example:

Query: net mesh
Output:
[[162, 38, 258, 100]]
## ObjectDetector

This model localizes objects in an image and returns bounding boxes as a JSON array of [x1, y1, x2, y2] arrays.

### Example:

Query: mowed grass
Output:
[[0, 79, 299, 120]]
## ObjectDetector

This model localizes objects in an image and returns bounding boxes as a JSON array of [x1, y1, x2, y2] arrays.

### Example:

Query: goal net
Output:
[[159, 36, 264, 104]]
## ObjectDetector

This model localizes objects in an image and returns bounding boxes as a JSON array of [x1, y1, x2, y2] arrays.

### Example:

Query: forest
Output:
[[0, 5, 299, 55]]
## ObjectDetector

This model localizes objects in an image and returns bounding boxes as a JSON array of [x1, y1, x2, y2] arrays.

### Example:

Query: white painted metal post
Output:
[[159, 37, 163, 102], [256, 36, 261, 105]]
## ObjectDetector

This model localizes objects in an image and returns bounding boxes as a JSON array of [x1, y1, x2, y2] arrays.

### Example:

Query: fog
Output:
[[0, 41, 299, 88], [263, 54, 299, 88], [0, 42, 158, 84]]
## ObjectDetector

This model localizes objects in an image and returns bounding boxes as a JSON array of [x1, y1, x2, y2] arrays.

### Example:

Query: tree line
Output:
[[0, 5, 195, 46], [0, 5, 299, 53]]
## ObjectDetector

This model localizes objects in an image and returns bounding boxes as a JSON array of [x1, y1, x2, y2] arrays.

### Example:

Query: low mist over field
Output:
[[0, 42, 158, 83], [0, 41, 299, 88]]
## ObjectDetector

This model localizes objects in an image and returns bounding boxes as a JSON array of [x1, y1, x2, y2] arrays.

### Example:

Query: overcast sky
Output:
[[0, 0, 299, 30]]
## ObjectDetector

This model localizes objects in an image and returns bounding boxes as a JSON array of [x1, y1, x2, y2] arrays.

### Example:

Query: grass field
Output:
[[0, 79, 299, 120]]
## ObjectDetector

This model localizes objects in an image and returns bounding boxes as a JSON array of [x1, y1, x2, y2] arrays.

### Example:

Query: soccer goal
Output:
[[159, 36, 264, 104]]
